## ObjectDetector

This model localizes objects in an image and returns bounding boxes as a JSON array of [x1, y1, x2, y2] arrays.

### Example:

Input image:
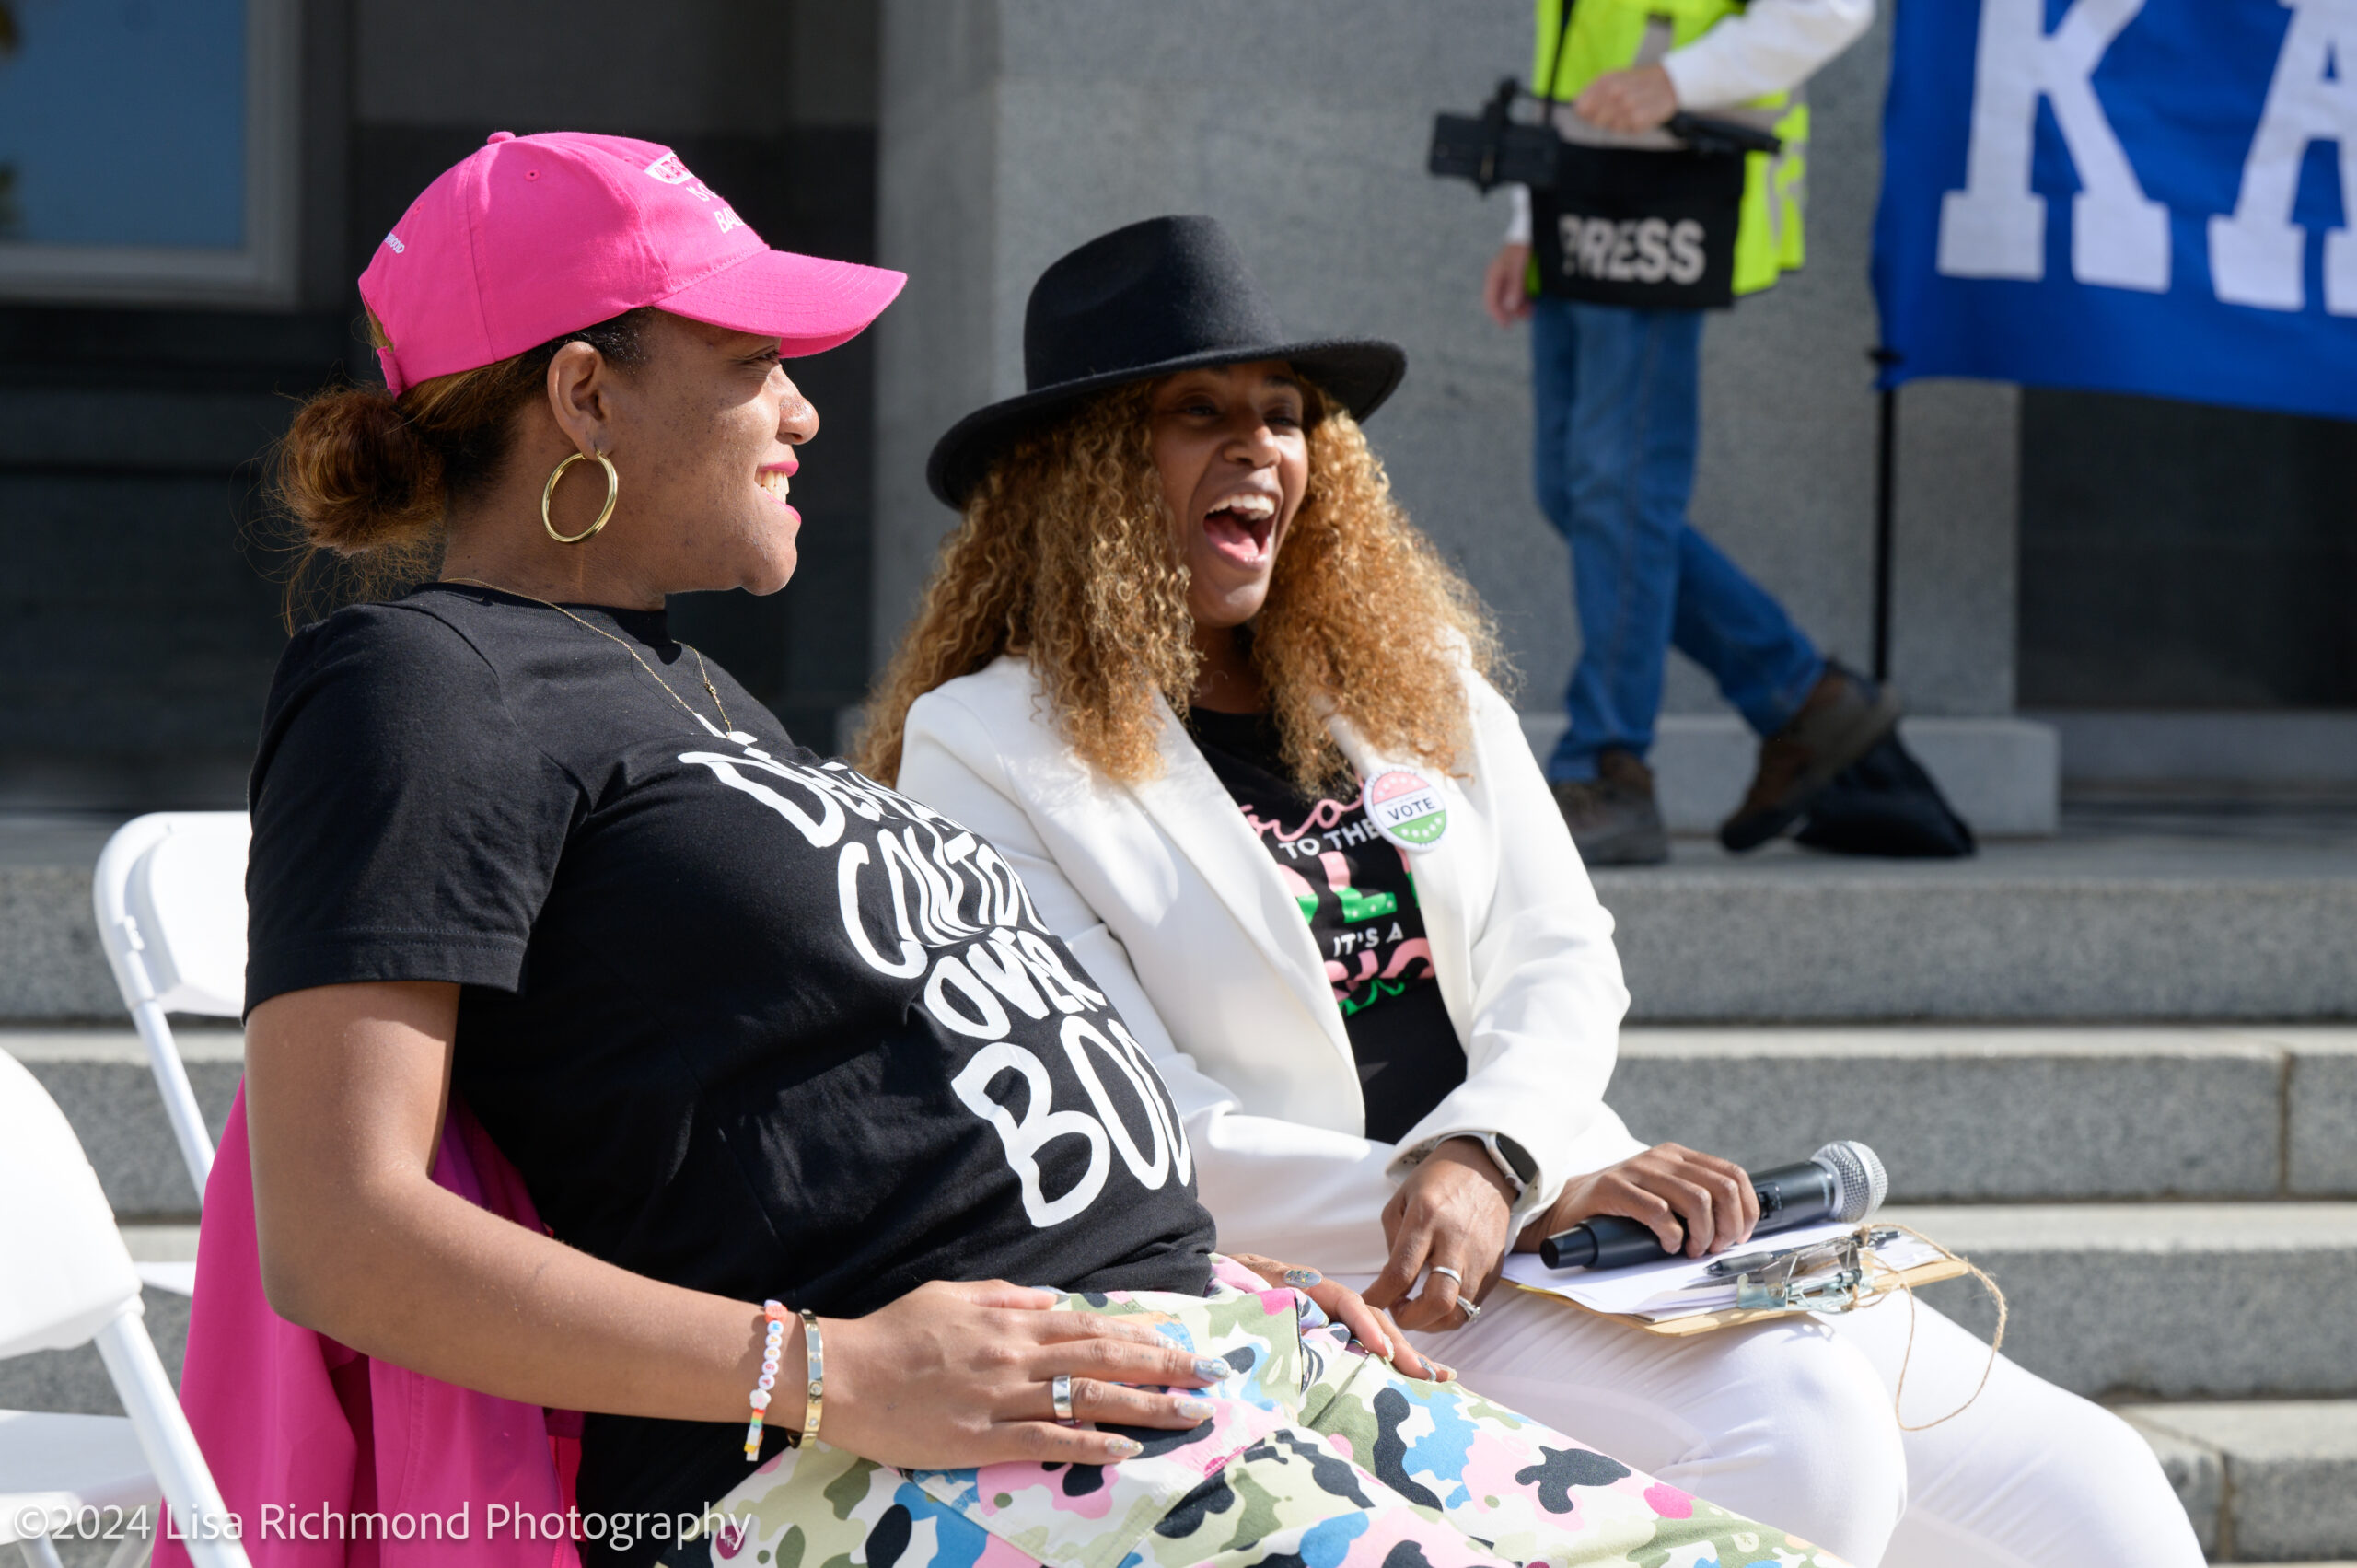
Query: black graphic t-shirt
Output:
[[1181, 709, 1464, 1144], [246, 585, 1214, 1563]]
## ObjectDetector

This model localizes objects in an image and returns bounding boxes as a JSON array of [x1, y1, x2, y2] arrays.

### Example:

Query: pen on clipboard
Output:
[[1704, 1227, 1900, 1279]]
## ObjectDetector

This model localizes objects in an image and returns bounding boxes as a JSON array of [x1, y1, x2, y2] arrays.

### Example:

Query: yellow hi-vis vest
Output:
[[1531, 0, 1808, 296]]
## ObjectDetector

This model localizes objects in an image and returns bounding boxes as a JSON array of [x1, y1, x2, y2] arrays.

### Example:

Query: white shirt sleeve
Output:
[[1659, 0, 1875, 111]]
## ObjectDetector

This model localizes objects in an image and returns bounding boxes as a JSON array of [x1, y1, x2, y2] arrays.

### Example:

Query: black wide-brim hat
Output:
[[926, 215, 1407, 508]]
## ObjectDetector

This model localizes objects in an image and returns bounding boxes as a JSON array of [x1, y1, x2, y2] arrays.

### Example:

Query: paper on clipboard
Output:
[[1500, 1220, 1953, 1323]]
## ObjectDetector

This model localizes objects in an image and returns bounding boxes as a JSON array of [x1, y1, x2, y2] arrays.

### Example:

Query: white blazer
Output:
[[898, 655, 1646, 1274]]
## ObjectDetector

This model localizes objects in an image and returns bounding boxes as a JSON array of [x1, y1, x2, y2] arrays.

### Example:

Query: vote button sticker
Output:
[[1363, 768, 1448, 852]]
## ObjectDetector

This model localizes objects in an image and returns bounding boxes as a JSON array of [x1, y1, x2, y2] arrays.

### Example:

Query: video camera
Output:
[[1429, 76, 1785, 194], [1428, 78, 1784, 309]]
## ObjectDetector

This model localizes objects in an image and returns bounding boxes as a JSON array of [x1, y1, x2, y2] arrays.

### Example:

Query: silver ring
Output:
[[1051, 1373, 1075, 1424], [1427, 1265, 1464, 1285], [1457, 1297, 1483, 1321]]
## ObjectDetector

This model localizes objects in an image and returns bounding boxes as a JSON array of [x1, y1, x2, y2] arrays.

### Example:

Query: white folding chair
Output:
[[0, 1050, 250, 1568], [91, 814, 250, 1241]]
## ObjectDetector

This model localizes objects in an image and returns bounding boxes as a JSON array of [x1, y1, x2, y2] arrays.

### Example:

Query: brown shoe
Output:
[[1552, 749, 1669, 866], [1719, 666, 1901, 853]]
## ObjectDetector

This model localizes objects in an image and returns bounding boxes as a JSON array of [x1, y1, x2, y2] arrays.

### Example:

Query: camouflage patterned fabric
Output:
[[664, 1260, 1846, 1568]]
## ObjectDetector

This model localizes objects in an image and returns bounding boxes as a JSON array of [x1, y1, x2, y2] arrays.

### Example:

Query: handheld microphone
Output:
[[1538, 1141, 1889, 1272]]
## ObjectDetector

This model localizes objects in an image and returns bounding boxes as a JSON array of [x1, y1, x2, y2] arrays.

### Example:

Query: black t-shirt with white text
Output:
[[245, 585, 1214, 1562]]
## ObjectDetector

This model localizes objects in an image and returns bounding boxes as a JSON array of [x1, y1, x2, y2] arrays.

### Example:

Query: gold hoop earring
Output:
[[542, 451, 620, 544]]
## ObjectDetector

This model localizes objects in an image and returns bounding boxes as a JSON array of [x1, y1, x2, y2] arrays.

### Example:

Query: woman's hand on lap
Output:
[[1363, 1138, 1515, 1332], [1514, 1143, 1759, 1259], [819, 1279, 1229, 1469], [1226, 1255, 1450, 1383]]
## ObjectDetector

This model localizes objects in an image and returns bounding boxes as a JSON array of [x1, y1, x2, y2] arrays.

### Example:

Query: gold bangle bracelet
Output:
[[799, 1308, 825, 1448]]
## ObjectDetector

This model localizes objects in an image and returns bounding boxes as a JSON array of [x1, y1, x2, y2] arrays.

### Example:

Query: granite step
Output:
[[1614, 1026, 2357, 1201], [12, 808, 2357, 1023], [19, 1024, 2353, 1218], [18, 1216, 2343, 1419], [1890, 1203, 2357, 1402], [2122, 1400, 2357, 1562], [0, 814, 123, 1021], [1588, 822, 2357, 1022], [15, 1163, 2355, 1408], [14, 1020, 2357, 1214]]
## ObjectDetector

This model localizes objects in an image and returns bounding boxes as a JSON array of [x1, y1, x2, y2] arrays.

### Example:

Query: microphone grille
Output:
[[1813, 1141, 1888, 1222]]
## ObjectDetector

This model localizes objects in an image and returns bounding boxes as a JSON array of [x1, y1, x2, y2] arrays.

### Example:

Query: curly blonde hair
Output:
[[857, 379, 1505, 792]]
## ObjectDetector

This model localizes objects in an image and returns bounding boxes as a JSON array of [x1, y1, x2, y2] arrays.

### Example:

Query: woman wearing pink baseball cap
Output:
[[234, 134, 1851, 1568]]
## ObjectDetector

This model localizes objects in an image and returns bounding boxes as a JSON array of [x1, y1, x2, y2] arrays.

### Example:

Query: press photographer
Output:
[[1439, 0, 1916, 865]]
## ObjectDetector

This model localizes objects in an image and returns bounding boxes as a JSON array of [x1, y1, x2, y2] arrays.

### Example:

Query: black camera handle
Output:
[[1469, 76, 1522, 191], [1536, 0, 1578, 110]]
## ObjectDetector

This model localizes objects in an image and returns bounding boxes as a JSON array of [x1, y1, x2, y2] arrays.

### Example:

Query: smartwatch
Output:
[[1468, 1131, 1538, 1202]]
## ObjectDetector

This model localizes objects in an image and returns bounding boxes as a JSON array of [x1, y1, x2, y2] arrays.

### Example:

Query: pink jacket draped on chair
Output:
[[158, 1087, 581, 1568]]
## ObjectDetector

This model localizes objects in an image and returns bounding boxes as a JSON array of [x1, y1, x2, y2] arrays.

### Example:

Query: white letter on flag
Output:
[[1937, 0, 2170, 292], [2209, 0, 2357, 316]]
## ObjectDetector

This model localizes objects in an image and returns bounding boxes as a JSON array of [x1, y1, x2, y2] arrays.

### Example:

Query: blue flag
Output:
[[1873, 0, 2357, 423]]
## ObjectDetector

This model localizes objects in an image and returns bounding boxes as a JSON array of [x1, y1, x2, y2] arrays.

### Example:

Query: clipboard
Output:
[[1503, 1224, 1975, 1338]]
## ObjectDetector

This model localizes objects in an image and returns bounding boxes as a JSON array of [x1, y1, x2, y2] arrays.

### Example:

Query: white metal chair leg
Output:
[[19, 1537, 66, 1568], [91, 1316, 249, 1568], [127, 997, 214, 1202]]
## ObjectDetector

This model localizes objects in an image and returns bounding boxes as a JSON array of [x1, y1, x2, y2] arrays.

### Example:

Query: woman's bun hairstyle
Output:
[[274, 385, 447, 556], [270, 308, 653, 624]]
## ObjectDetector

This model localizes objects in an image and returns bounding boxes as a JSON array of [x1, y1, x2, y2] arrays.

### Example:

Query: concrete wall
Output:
[[2020, 388, 2357, 710], [355, 0, 800, 134], [872, 1, 2019, 721]]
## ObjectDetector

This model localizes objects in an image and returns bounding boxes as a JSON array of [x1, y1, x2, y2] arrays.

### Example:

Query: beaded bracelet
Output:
[[742, 1301, 790, 1461]]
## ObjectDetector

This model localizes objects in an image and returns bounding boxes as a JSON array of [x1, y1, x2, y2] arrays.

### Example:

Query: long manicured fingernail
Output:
[[1174, 1397, 1215, 1421], [1283, 1267, 1322, 1288], [1105, 1436, 1144, 1458], [1194, 1355, 1234, 1380]]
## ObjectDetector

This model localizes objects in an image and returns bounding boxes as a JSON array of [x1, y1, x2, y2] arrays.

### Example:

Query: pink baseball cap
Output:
[[360, 130, 905, 395]]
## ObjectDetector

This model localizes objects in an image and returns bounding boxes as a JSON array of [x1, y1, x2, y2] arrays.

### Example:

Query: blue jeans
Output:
[[1530, 296, 1823, 783]]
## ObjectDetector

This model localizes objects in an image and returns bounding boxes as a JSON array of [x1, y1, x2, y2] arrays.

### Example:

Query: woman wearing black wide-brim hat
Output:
[[867, 215, 2201, 1568], [923, 215, 1405, 509]]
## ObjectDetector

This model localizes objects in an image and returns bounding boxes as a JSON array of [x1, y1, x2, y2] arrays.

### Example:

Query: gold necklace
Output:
[[441, 575, 735, 732]]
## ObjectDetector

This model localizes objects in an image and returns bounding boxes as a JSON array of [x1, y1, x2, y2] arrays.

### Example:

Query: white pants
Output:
[[1374, 1281, 2203, 1568]]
